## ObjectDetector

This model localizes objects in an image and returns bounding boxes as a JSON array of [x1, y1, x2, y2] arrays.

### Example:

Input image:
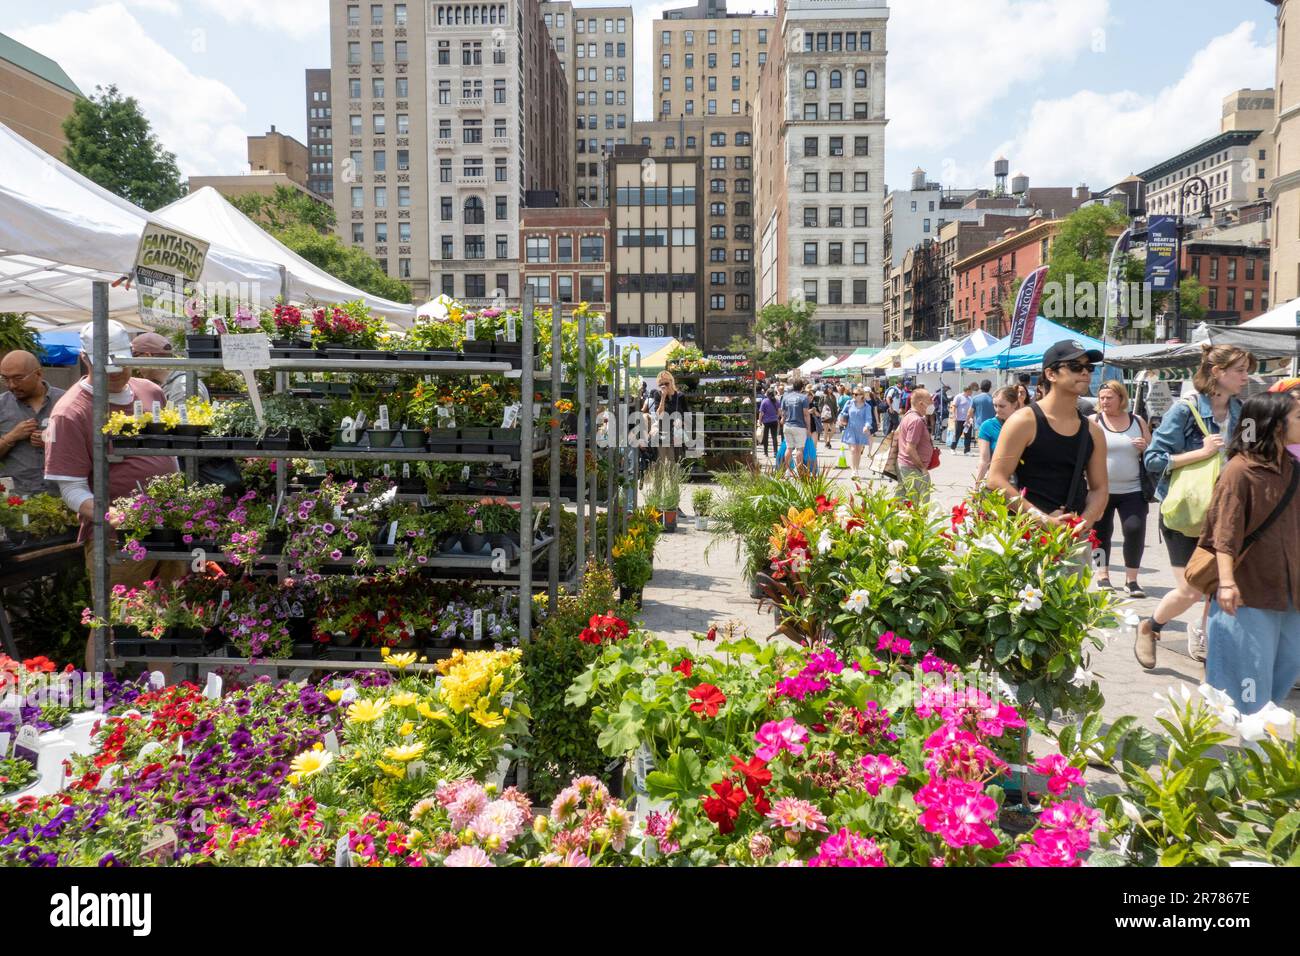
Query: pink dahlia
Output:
[[443, 845, 494, 867]]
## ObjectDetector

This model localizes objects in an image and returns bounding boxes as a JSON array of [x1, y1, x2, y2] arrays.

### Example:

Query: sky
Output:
[[3, 0, 1280, 195]]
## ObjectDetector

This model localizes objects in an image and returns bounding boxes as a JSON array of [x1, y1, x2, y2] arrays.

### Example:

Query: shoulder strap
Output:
[[1065, 411, 1091, 515], [1242, 460, 1300, 552], [1184, 398, 1211, 437]]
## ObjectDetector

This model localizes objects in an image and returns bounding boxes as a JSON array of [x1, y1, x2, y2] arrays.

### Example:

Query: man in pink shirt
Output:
[[45, 320, 182, 667], [896, 387, 935, 506]]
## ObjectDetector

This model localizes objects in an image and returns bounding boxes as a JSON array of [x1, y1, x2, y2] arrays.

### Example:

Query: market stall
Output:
[[958, 318, 1107, 371]]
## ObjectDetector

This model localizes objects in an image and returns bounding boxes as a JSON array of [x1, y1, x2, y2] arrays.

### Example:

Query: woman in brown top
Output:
[[1202, 391, 1300, 714]]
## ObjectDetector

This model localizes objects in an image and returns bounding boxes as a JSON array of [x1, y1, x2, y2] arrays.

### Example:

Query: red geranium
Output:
[[729, 754, 772, 796], [687, 683, 726, 718], [673, 657, 693, 678], [706, 626, 718, 642], [814, 495, 837, 514], [578, 612, 630, 646], [702, 778, 747, 834]]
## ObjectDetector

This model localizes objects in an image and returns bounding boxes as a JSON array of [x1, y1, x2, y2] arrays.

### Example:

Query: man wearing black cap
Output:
[[986, 340, 1108, 530]]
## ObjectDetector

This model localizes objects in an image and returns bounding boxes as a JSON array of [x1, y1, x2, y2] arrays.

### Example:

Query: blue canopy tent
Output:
[[34, 330, 82, 366], [958, 318, 1107, 371]]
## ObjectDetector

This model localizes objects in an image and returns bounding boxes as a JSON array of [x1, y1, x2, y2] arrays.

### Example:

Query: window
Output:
[[375, 223, 388, 243], [710, 247, 727, 262], [398, 186, 410, 208], [803, 172, 818, 193], [829, 173, 843, 192], [372, 150, 386, 173], [804, 136, 818, 157], [805, 70, 818, 89], [372, 114, 386, 134], [854, 136, 869, 157], [732, 76, 740, 91], [853, 242, 867, 265], [1245, 257, 1256, 280], [829, 136, 843, 156], [556, 275, 574, 303], [618, 18, 626, 33], [1190, 255, 1201, 277], [710, 225, 727, 240], [495, 158, 507, 182], [803, 281, 818, 305], [347, 5, 360, 27], [349, 79, 362, 99], [1209, 258, 1219, 280], [803, 104, 818, 120], [711, 178, 726, 193], [396, 77, 408, 98], [350, 114, 362, 135], [371, 41, 384, 63], [708, 99, 717, 114], [731, 52, 740, 67], [348, 42, 361, 65], [580, 236, 604, 261], [804, 242, 818, 265], [464, 197, 484, 224], [827, 280, 843, 305], [580, 275, 605, 301], [440, 198, 452, 221], [830, 70, 842, 89], [829, 103, 843, 120], [828, 242, 843, 265], [351, 222, 364, 243], [854, 102, 868, 120], [1227, 258, 1238, 281], [464, 121, 482, 144], [759, 52, 767, 66], [526, 237, 550, 262], [853, 280, 867, 305], [465, 236, 486, 260], [685, 30, 694, 44], [828, 207, 843, 228], [660, 29, 669, 45], [736, 132, 751, 146], [710, 294, 726, 310], [1244, 289, 1254, 313], [710, 202, 726, 216], [854, 172, 869, 192], [495, 196, 507, 220], [708, 53, 717, 68], [437, 41, 450, 65], [711, 156, 727, 169], [395, 41, 408, 63], [350, 186, 364, 209], [1208, 288, 1219, 310], [711, 132, 727, 147], [396, 114, 409, 135]]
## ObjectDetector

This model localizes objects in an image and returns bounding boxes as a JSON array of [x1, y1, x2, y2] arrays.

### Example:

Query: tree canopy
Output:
[[729, 301, 822, 374], [62, 85, 185, 211], [230, 186, 337, 233]]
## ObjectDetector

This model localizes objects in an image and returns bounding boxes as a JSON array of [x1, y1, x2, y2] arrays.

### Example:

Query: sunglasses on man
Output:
[[1051, 361, 1095, 375]]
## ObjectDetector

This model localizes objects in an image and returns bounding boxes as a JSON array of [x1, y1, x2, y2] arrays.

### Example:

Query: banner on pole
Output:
[[1008, 266, 1049, 349], [1145, 216, 1178, 292]]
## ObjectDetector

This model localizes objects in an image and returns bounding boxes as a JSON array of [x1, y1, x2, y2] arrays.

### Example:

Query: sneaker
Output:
[[1096, 579, 1115, 592], [1125, 581, 1147, 599], [1189, 624, 1207, 663], [1134, 619, 1158, 670]]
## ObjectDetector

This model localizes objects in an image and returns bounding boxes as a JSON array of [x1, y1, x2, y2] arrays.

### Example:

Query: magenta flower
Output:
[[754, 718, 809, 762], [808, 828, 886, 867], [914, 777, 1001, 850], [1031, 755, 1084, 795], [859, 753, 908, 796]]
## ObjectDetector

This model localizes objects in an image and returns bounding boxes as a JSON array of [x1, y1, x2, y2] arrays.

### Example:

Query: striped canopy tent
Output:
[[906, 329, 999, 373], [821, 347, 882, 378], [958, 318, 1106, 371], [865, 342, 933, 374]]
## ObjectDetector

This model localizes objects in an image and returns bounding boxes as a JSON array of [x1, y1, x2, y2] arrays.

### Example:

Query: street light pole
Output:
[[1173, 175, 1210, 342]]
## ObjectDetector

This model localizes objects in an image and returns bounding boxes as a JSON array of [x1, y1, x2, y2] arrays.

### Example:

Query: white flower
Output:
[[816, 531, 834, 555], [973, 534, 1006, 556], [1237, 703, 1296, 743], [1118, 797, 1143, 824], [1196, 684, 1242, 727], [1119, 608, 1141, 628], [1015, 586, 1043, 613], [841, 589, 870, 614], [885, 562, 915, 585], [887, 539, 907, 557], [1069, 666, 1096, 688], [951, 539, 970, 558], [789, 550, 810, 573]]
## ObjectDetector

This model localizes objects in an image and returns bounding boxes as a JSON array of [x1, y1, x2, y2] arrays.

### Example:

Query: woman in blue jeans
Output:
[[1201, 391, 1300, 714]]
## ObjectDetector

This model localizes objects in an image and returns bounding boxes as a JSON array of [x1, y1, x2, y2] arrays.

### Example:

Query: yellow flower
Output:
[[289, 749, 334, 779], [346, 698, 390, 724], [469, 697, 506, 729], [382, 742, 427, 762], [398, 721, 414, 737], [386, 651, 419, 672], [389, 691, 418, 708], [326, 689, 344, 704], [376, 760, 407, 780]]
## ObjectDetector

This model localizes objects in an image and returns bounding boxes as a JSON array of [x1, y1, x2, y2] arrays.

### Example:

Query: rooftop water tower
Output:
[[994, 156, 1009, 195]]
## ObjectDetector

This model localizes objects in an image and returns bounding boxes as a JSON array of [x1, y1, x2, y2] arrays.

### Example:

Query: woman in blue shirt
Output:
[[837, 386, 875, 476], [974, 386, 1021, 483], [1135, 344, 1255, 669]]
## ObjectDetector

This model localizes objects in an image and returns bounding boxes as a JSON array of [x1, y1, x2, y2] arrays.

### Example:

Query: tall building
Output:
[[755, 0, 889, 351], [329, 0, 570, 303], [540, 3, 633, 206], [0, 32, 83, 159], [248, 127, 311, 187], [519, 201, 612, 317], [1268, 0, 1298, 306], [609, 144, 703, 340], [305, 68, 334, 200]]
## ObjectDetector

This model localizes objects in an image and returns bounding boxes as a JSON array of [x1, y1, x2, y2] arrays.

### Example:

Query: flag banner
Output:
[[1008, 266, 1049, 349], [1145, 216, 1178, 292]]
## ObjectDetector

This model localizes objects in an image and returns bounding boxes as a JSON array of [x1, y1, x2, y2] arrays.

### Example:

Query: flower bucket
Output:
[[695, 516, 708, 531], [660, 509, 678, 533]]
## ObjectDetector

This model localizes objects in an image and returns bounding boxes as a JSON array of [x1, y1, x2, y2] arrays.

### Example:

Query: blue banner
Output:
[[1145, 216, 1179, 292]]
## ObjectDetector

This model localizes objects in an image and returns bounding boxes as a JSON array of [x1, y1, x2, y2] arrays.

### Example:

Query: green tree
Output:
[[732, 301, 822, 374], [62, 85, 184, 211], [274, 224, 412, 304], [0, 313, 39, 355], [230, 186, 336, 233], [1039, 204, 1142, 336]]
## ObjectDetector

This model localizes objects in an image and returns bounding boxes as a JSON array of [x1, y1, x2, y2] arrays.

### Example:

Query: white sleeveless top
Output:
[[1096, 413, 1142, 495]]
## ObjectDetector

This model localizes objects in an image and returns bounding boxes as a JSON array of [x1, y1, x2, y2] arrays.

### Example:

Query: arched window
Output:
[[855, 69, 867, 88], [829, 70, 841, 88], [804, 70, 817, 89], [465, 197, 484, 223]]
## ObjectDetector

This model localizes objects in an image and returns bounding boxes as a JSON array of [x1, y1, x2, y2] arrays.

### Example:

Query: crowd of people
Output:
[[765, 339, 1300, 717]]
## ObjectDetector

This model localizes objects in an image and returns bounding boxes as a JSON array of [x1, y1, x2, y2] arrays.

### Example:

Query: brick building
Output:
[[1183, 239, 1271, 323], [952, 217, 1059, 336], [519, 203, 612, 317]]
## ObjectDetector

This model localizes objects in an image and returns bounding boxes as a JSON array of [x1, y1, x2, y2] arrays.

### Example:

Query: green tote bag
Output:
[[1158, 400, 1221, 537]]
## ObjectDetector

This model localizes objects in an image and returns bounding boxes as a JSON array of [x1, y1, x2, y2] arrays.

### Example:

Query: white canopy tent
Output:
[[900, 339, 957, 374], [155, 187, 416, 323], [0, 120, 284, 326], [797, 355, 837, 376], [1241, 297, 1300, 332]]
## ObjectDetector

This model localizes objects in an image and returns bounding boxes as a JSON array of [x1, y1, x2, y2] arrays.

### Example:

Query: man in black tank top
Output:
[[986, 340, 1109, 530]]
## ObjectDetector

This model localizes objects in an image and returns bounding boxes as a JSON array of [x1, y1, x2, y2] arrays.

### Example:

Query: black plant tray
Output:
[[113, 628, 222, 660], [323, 646, 387, 663]]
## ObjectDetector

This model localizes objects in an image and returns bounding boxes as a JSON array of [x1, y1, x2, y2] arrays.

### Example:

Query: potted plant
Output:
[[644, 459, 686, 532], [183, 294, 220, 357], [612, 532, 652, 607], [309, 302, 382, 356], [476, 496, 522, 557], [11, 494, 77, 544], [268, 303, 313, 352], [692, 487, 713, 531], [208, 400, 260, 450]]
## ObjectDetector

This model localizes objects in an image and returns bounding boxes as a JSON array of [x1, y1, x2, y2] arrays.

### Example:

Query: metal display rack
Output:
[[677, 359, 757, 481], [86, 292, 575, 673]]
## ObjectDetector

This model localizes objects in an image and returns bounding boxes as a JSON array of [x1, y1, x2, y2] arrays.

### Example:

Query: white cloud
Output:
[[122, 0, 181, 14], [13, 3, 250, 177], [990, 21, 1276, 189], [888, 0, 1110, 153], [196, 0, 328, 41]]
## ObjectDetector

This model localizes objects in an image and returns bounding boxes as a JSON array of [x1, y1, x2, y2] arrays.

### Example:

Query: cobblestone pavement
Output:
[[639, 433, 1299, 760]]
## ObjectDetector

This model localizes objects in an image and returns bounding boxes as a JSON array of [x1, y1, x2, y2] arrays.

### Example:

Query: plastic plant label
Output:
[[465, 319, 476, 340], [472, 610, 483, 643], [220, 589, 230, 607], [149, 671, 165, 690], [339, 686, 358, 705], [203, 673, 223, 700], [501, 692, 514, 708], [137, 741, 163, 760], [506, 315, 517, 342], [335, 836, 352, 868], [323, 731, 340, 753], [402, 463, 411, 479], [377, 404, 390, 429], [20, 512, 29, 527], [133, 400, 144, 418], [406, 760, 427, 779], [191, 548, 206, 573], [0, 732, 9, 758], [383, 464, 391, 478], [290, 602, 305, 618], [461, 465, 471, 482], [151, 400, 162, 417], [333, 505, 344, 520], [179, 404, 189, 424], [97, 765, 117, 790], [474, 518, 483, 534], [220, 333, 272, 371], [387, 521, 399, 546], [141, 825, 179, 863], [502, 404, 520, 429], [11, 727, 39, 768]]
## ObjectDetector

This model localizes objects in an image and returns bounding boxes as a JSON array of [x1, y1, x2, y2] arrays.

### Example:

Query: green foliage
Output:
[[522, 563, 638, 802], [691, 487, 714, 517], [707, 466, 838, 580], [229, 186, 336, 233], [643, 458, 688, 512], [62, 85, 184, 211], [1038, 204, 1141, 336], [269, 224, 412, 304], [0, 313, 39, 355], [743, 301, 821, 374], [7, 563, 91, 669]]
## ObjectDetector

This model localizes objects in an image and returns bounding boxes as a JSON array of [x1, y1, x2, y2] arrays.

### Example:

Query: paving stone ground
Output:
[[637, 434, 1299, 771]]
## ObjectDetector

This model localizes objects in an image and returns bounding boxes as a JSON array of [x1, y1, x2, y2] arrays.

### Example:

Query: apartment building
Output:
[[330, 0, 569, 303], [0, 32, 82, 159], [248, 127, 311, 187], [654, 0, 773, 349], [609, 145, 704, 341], [936, 214, 1037, 338], [755, 0, 890, 351], [952, 217, 1060, 337], [540, 3, 633, 206], [1268, 1, 1298, 305], [519, 202, 612, 317], [305, 68, 334, 199]]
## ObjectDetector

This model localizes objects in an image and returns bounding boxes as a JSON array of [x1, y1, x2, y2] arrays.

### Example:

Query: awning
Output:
[[959, 318, 1107, 371]]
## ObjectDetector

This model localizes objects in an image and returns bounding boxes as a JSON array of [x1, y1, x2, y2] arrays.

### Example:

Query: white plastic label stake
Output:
[[502, 403, 520, 429], [465, 319, 476, 340], [387, 521, 399, 546], [506, 315, 517, 342], [474, 518, 483, 534], [383, 464, 391, 478], [137, 741, 162, 760], [472, 609, 483, 643], [402, 463, 411, 479], [133, 400, 144, 418], [501, 692, 514, 708], [335, 836, 352, 868], [461, 465, 471, 481], [377, 404, 390, 430], [203, 673, 223, 700], [151, 400, 161, 417], [323, 731, 340, 753], [149, 670, 165, 690], [0, 732, 9, 758], [220, 333, 272, 370]]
